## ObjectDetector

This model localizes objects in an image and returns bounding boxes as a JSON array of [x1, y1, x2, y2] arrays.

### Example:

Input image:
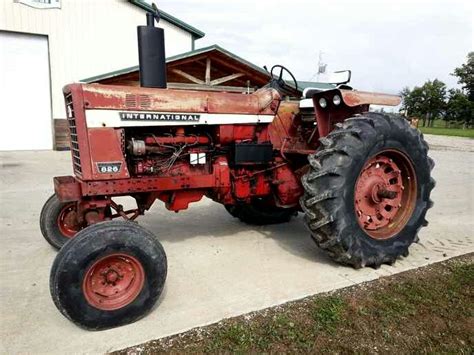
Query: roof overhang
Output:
[[81, 45, 269, 84]]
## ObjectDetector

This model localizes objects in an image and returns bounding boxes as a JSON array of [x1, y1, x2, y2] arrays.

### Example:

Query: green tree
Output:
[[400, 86, 423, 116], [401, 80, 447, 127], [445, 89, 473, 128], [420, 79, 447, 127], [452, 52, 474, 101]]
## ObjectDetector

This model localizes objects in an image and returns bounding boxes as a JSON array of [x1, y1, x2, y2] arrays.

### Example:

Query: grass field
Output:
[[420, 126, 474, 138], [116, 255, 473, 354]]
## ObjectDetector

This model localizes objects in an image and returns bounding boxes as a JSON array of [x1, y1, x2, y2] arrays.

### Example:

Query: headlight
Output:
[[333, 95, 342, 106], [319, 98, 328, 108]]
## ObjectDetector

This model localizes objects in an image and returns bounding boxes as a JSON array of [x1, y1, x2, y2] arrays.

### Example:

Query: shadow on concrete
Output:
[[139, 199, 337, 266]]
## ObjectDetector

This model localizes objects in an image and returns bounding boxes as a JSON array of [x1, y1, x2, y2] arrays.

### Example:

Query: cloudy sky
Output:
[[157, 0, 472, 95]]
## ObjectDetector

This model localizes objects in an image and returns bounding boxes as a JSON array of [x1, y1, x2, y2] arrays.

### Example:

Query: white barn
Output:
[[0, 0, 204, 150]]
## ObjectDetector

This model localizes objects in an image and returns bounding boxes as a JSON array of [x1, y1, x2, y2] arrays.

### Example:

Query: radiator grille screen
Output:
[[65, 94, 82, 176]]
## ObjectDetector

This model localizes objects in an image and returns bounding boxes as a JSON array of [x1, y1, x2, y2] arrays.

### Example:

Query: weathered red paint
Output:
[[82, 253, 145, 311], [340, 90, 401, 107], [77, 84, 280, 115], [54, 176, 82, 202], [143, 135, 210, 146], [88, 128, 130, 180], [273, 163, 303, 207], [311, 89, 369, 138], [354, 149, 417, 240], [57, 203, 81, 238]]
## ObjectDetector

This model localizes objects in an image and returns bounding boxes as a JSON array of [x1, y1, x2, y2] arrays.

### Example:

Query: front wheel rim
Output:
[[82, 253, 145, 311], [354, 149, 417, 240], [57, 203, 81, 238]]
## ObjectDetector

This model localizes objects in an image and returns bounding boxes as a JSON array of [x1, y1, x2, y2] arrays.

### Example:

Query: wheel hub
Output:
[[354, 150, 417, 240], [57, 204, 81, 238], [82, 254, 145, 311]]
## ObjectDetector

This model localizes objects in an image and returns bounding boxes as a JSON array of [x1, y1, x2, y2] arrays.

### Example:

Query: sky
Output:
[[154, 0, 473, 95]]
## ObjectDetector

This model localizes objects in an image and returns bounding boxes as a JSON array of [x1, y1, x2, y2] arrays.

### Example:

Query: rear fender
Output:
[[310, 89, 401, 138], [339, 89, 401, 107]]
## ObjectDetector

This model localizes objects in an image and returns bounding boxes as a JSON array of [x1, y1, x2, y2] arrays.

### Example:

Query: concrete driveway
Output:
[[0, 135, 473, 354]]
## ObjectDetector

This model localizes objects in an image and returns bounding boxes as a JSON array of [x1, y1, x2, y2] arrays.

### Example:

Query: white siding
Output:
[[0, 0, 193, 120], [0, 32, 53, 150]]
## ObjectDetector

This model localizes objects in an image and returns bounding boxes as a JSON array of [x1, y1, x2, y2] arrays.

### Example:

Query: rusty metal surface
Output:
[[340, 90, 401, 107], [54, 176, 82, 202], [268, 101, 318, 153], [69, 84, 280, 115], [88, 128, 130, 180]]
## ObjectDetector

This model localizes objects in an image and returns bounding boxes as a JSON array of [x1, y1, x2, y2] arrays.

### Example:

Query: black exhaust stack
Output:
[[137, 3, 167, 88]]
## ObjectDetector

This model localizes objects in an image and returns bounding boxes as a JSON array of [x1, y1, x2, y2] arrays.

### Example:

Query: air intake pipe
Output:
[[137, 3, 167, 88]]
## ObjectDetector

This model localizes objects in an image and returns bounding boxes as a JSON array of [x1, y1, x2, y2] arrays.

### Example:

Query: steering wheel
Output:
[[270, 65, 299, 96]]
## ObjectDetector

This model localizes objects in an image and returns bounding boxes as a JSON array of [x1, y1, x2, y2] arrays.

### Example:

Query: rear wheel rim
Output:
[[82, 253, 145, 311], [354, 149, 417, 240], [57, 203, 81, 238]]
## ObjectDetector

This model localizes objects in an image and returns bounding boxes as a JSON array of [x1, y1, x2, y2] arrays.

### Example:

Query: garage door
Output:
[[0, 31, 53, 150]]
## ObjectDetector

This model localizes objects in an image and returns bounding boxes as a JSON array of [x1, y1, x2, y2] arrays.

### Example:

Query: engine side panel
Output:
[[88, 128, 130, 180]]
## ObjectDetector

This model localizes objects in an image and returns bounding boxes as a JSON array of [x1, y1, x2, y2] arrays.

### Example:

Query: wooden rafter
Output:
[[171, 69, 204, 85], [209, 56, 267, 84], [205, 58, 211, 85], [210, 73, 245, 86]]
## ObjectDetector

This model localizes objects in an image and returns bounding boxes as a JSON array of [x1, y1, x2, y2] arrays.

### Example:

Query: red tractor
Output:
[[41, 6, 434, 330]]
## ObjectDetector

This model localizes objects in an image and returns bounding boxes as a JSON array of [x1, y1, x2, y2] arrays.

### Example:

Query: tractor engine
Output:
[[126, 128, 212, 176], [118, 121, 303, 210]]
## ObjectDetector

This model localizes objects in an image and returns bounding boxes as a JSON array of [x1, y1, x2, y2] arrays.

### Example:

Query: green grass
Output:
[[115, 257, 474, 354], [419, 126, 474, 138], [310, 296, 346, 333]]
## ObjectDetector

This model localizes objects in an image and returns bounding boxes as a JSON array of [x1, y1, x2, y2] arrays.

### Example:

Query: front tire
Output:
[[40, 194, 83, 249], [301, 113, 435, 268], [50, 220, 167, 330]]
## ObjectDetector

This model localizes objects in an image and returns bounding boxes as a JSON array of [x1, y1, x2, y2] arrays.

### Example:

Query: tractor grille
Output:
[[125, 94, 152, 109], [65, 94, 82, 176]]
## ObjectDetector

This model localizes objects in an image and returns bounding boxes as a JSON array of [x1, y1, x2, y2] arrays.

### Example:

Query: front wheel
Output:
[[40, 194, 83, 249], [301, 113, 435, 268], [50, 220, 167, 330]]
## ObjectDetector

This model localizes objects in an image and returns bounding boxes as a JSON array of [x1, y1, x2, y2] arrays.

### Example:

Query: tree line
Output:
[[400, 52, 473, 128]]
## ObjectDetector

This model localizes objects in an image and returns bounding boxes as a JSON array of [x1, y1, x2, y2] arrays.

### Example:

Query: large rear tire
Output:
[[301, 113, 435, 268], [50, 220, 167, 330]]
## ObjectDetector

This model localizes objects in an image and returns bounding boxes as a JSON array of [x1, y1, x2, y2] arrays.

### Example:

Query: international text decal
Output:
[[119, 112, 200, 122]]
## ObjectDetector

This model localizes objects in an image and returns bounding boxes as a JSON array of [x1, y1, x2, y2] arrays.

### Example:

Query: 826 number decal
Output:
[[96, 162, 122, 174]]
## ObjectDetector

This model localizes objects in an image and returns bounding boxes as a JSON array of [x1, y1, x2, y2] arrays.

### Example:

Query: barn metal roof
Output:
[[81, 44, 332, 94], [81, 45, 268, 83]]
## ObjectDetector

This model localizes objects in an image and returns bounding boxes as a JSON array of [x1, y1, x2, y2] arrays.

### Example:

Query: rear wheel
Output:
[[50, 220, 167, 330], [40, 194, 83, 249], [301, 113, 435, 268], [225, 199, 296, 225]]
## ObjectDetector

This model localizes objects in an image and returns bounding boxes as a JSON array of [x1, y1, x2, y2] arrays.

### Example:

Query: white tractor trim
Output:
[[85, 109, 275, 128]]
